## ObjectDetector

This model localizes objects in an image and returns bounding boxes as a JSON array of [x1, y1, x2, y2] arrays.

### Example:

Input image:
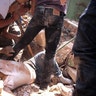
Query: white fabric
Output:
[[0, 0, 15, 19], [0, 59, 36, 90]]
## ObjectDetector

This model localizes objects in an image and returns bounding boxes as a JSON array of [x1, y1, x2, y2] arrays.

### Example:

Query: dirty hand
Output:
[[19, 5, 29, 16], [12, 5, 29, 21], [12, 11, 20, 21], [0, 46, 15, 56]]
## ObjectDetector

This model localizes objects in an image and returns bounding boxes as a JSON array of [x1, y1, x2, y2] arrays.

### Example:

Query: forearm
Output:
[[0, 5, 28, 28], [2, 32, 20, 41], [13, 28, 36, 54], [0, 16, 14, 28]]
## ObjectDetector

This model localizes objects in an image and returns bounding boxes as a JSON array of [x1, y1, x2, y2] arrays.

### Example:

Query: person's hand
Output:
[[12, 11, 20, 21], [18, 5, 29, 16], [0, 46, 15, 56], [12, 5, 29, 21]]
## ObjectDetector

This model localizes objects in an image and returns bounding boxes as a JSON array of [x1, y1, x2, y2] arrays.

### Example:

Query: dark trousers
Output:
[[72, 56, 96, 96], [7, 6, 64, 76], [72, 0, 96, 96], [11, 6, 64, 58]]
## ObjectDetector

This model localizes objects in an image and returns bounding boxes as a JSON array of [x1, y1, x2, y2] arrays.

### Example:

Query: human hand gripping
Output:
[[12, 5, 29, 21], [0, 46, 15, 56]]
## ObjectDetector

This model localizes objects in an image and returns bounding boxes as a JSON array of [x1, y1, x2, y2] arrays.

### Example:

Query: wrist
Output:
[[11, 14, 16, 21], [11, 12, 18, 21], [0, 48, 3, 54]]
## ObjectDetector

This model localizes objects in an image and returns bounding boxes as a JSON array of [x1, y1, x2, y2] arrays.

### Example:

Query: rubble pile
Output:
[[0, 13, 79, 96]]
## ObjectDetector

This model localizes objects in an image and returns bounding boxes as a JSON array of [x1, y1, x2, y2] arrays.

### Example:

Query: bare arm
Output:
[[0, 14, 14, 28], [0, 46, 15, 56], [0, 2, 29, 28]]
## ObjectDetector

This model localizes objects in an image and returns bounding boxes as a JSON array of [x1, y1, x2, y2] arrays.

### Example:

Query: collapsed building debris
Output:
[[0, 11, 79, 95]]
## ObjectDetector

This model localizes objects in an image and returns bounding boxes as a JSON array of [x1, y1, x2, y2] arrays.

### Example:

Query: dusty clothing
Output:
[[25, 51, 62, 85], [0, 51, 60, 90], [72, 0, 96, 96], [0, 59, 36, 90], [0, 52, 48, 90], [7, 0, 65, 88], [8, 2, 65, 60]]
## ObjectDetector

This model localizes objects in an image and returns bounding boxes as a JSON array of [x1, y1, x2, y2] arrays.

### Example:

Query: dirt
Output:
[[4, 13, 77, 96], [11, 24, 74, 96]]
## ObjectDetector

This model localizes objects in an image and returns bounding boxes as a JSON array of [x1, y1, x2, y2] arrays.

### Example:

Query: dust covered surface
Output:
[[10, 15, 77, 96]]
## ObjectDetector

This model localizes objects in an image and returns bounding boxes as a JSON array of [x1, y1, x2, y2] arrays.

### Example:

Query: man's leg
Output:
[[73, 56, 96, 96], [6, 19, 44, 60], [40, 14, 69, 88], [33, 51, 72, 87], [72, 1, 96, 95]]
